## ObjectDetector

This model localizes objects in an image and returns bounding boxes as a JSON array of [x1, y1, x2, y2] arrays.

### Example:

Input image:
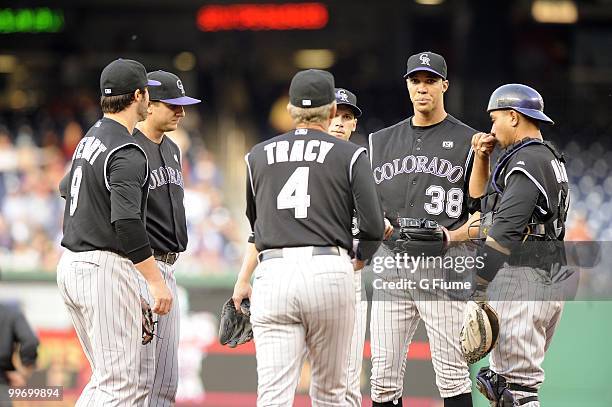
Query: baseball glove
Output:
[[219, 298, 253, 348], [396, 217, 449, 256], [460, 301, 500, 364], [141, 295, 156, 345]]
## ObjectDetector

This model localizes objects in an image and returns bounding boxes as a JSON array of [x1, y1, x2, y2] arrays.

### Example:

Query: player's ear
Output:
[[509, 110, 520, 127], [442, 79, 449, 93]]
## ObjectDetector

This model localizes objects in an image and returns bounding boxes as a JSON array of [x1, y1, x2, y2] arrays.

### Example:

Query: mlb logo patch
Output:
[[302, 99, 312, 106], [442, 141, 454, 149], [104, 88, 111, 94], [295, 128, 308, 135]]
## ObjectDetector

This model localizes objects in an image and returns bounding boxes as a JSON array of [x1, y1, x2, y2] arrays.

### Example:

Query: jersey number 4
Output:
[[424, 185, 463, 218], [277, 167, 311, 219], [69, 166, 83, 216]]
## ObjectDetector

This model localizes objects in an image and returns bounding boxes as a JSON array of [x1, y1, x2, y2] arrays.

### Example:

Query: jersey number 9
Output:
[[69, 166, 83, 216]]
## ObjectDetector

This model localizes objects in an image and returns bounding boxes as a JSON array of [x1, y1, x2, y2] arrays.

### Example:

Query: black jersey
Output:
[[134, 130, 187, 253], [245, 128, 384, 255], [61, 117, 149, 253], [368, 114, 476, 230], [487, 139, 570, 244]]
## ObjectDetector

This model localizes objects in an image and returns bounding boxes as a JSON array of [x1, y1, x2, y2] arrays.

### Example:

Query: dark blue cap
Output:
[[100, 59, 160, 96], [148, 71, 201, 105]]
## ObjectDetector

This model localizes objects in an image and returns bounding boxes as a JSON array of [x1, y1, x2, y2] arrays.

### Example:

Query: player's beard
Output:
[[136, 98, 148, 121]]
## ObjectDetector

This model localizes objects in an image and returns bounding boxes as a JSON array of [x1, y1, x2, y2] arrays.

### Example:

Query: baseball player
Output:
[[469, 84, 569, 407], [56, 59, 173, 406], [0, 303, 39, 407], [368, 51, 481, 407], [134, 70, 201, 406], [232, 69, 385, 406]]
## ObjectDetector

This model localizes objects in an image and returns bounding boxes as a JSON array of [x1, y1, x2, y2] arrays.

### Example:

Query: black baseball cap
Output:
[[403, 51, 447, 79], [100, 58, 161, 96], [148, 71, 201, 105], [289, 69, 335, 108], [334, 88, 362, 117]]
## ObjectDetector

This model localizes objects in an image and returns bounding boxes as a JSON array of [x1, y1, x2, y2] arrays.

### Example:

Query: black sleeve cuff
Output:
[[477, 243, 510, 282], [467, 196, 481, 214], [247, 233, 255, 244], [114, 218, 152, 264]]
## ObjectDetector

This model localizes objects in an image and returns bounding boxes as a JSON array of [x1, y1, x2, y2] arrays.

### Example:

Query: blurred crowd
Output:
[[0, 101, 243, 275]]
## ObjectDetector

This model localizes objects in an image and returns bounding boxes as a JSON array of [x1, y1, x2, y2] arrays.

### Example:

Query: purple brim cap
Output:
[[147, 79, 162, 86], [403, 67, 445, 79], [159, 96, 202, 106]]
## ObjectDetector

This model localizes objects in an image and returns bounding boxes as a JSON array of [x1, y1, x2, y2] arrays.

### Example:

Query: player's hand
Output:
[[471, 132, 496, 158], [148, 280, 173, 315], [353, 259, 366, 271], [383, 218, 394, 240], [232, 280, 252, 313]]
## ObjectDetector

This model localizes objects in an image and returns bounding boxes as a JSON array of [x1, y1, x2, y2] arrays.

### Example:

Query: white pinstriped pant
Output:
[[369, 244, 472, 402], [139, 260, 180, 407], [56, 249, 155, 407], [346, 270, 367, 407], [487, 266, 566, 407], [250, 247, 355, 407]]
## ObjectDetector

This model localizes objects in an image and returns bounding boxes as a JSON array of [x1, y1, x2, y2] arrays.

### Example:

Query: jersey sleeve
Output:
[[245, 153, 257, 243], [350, 149, 384, 259], [488, 171, 540, 243], [108, 146, 148, 223]]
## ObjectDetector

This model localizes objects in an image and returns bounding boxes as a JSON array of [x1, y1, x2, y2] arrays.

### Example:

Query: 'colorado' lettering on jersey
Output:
[[373, 155, 464, 184], [149, 165, 184, 189], [369, 114, 476, 229]]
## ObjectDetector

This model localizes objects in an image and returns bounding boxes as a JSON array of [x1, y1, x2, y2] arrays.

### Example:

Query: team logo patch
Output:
[[419, 53, 431, 66], [176, 79, 185, 95], [336, 89, 349, 102], [442, 141, 454, 149]]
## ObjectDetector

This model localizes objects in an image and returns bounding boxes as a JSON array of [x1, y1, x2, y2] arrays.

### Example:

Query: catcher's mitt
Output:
[[395, 217, 449, 256], [460, 301, 500, 364], [141, 295, 156, 345], [219, 298, 253, 348]]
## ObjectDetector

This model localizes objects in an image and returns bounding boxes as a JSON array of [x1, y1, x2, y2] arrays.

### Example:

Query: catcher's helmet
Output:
[[487, 84, 554, 125]]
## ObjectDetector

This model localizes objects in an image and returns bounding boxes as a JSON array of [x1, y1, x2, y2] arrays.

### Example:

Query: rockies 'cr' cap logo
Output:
[[419, 53, 431, 66], [176, 79, 185, 95], [336, 89, 349, 102]]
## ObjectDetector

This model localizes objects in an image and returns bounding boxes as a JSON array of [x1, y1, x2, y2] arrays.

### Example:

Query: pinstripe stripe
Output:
[[250, 248, 354, 406], [56, 249, 155, 406]]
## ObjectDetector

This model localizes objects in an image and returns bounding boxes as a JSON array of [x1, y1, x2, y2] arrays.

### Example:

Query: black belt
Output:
[[258, 246, 340, 262], [153, 250, 179, 265]]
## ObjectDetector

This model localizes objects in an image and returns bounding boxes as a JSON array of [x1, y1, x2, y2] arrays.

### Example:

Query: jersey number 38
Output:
[[424, 185, 463, 218]]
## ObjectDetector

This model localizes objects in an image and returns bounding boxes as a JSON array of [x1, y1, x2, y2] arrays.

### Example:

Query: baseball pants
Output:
[[250, 246, 355, 407], [56, 249, 155, 407], [139, 259, 180, 407], [488, 265, 565, 407], [346, 269, 367, 407], [369, 245, 472, 403]]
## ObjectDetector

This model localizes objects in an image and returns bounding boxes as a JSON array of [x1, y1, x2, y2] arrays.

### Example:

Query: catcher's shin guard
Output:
[[476, 367, 538, 406]]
